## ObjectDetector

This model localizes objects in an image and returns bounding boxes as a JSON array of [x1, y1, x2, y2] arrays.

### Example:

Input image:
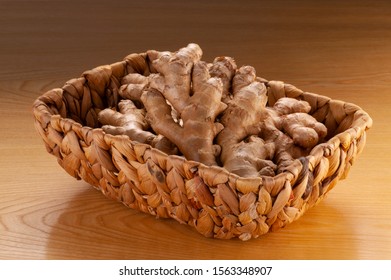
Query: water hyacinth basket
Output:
[[32, 48, 372, 241]]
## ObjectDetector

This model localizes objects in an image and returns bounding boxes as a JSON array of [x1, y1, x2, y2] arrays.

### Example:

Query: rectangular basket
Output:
[[32, 53, 372, 241]]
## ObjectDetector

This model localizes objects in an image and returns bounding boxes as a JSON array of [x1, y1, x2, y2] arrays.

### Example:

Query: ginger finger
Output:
[[119, 73, 165, 102], [217, 66, 274, 177], [149, 43, 203, 114], [98, 99, 177, 155], [281, 113, 327, 149], [142, 61, 226, 166], [222, 136, 276, 178], [273, 97, 311, 115], [260, 98, 327, 173], [209, 56, 237, 102]]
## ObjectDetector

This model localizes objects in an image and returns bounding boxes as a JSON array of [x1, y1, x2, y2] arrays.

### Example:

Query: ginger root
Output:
[[147, 43, 203, 114], [217, 66, 275, 177], [119, 73, 164, 103], [208, 56, 237, 102], [269, 97, 327, 150], [98, 44, 328, 178], [142, 60, 226, 166], [98, 99, 177, 155], [260, 97, 327, 173]]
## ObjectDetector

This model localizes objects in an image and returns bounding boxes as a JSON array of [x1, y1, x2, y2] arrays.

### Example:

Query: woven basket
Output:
[[32, 51, 372, 241]]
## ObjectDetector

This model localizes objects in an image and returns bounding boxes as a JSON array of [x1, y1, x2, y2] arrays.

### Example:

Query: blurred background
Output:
[[2, 0, 389, 88]]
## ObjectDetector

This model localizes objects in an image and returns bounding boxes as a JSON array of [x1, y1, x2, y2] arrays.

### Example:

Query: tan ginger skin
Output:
[[260, 98, 327, 173], [98, 99, 177, 155], [217, 66, 276, 177], [98, 43, 328, 178], [142, 61, 227, 166]]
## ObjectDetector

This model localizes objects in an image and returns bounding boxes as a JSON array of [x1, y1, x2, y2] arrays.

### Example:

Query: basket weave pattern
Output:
[[32, 52, 372, 241]]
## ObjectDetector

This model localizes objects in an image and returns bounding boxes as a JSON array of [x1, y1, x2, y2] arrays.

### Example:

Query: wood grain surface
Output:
[[1, 0, 390, 259]]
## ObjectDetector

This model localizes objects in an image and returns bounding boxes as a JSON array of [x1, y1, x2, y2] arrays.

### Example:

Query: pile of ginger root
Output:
[[98, 43, 327, 178]]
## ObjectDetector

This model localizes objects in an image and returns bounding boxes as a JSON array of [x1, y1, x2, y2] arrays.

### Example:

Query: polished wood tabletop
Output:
[[1, 0, 390, 260]]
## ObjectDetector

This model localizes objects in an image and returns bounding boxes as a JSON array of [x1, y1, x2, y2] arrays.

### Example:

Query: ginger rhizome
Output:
[[260, 97, 327, 173], [98, 43, 328, 178], [142, 60, 226, 166], [217, 66, 275, 177], [98, 99, 177, 155]]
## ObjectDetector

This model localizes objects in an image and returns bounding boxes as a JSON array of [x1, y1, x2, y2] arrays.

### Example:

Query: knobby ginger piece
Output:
[[142, 61, 226, 166], [148, 43, 203, 114], [261, 98, 328, 173], [109, 43, 227, 166], [119, 73, 165, 102], [209, 56, 237, 102], [272, 97, 311, 115], [98, 99, 177, 155], [217, 66, 276, 177], [281, 112, 327, 149]]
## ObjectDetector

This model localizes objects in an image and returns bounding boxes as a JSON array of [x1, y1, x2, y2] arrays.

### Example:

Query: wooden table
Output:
[[1, 0, 390, 260]]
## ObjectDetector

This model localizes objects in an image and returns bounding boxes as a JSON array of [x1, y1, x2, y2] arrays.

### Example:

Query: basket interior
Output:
[[45, 57, 362, 141]]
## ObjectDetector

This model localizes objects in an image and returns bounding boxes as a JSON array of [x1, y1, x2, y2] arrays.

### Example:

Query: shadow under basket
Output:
[[32, 54, 373, 241]]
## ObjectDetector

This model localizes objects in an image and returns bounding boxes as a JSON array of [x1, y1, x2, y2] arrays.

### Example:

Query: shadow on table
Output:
[[45, 183, 358, 260]]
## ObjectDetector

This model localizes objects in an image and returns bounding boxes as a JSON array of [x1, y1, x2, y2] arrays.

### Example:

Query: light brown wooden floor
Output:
[[1, 0, 390, 259]]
